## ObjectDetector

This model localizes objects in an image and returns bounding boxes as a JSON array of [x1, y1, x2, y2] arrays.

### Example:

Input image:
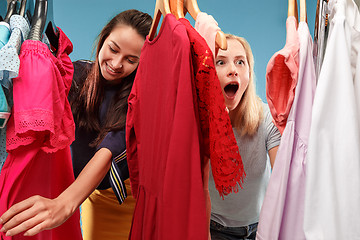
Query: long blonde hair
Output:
[[226, 34, 263, 136]]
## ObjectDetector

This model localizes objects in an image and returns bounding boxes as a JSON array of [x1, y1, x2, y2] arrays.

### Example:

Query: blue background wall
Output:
[[1, 0, 317, 101]]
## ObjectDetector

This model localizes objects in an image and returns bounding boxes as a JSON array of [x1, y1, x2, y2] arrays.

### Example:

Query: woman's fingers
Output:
[[0, 195, 39, 224], [23, 220, 50, 236], [4, 211, 45, 236], [0, 195, 55, 236]]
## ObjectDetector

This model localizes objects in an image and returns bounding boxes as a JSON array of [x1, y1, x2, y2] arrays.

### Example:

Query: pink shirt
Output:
[[266, 16, 299, 134], [195, 12, 220, 58]]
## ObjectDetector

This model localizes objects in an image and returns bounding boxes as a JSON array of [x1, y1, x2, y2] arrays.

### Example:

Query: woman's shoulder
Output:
[[261, 101, 281, 141], [259, 102, 274, 129]]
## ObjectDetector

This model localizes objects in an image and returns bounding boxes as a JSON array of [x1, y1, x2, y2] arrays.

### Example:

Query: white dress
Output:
[[304, 0, 360, 239]]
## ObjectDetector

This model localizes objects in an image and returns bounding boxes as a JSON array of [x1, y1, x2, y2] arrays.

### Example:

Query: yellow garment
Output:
[[81, 179, 135, 240]]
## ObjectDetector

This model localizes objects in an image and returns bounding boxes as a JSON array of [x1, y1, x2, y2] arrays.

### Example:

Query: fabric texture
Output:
[[0, 28, 82, 240], [0, 128, 6, 172], [266, 16, 299, 134], [194, 12, 220, 58], [6, 30, 75, 153], [257, 21, 316, 240], [209, 104, 281, 228], [126, 14, 208, 240], [179, 18, 245, 197], [0, 15, 30, 88], [0, 22, 10, 49], [81, 180, 135, 240], [304, 0, 360, 239], [0, 16, 30, 173]]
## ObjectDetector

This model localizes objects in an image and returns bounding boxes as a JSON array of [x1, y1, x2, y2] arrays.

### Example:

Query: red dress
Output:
[[126, 14, 208, 240], [179, 18, 244, 197], [0, 28, 82, 240]]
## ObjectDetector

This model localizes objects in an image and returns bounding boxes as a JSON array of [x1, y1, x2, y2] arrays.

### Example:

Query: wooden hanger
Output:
[[148, 0, 171, 40], [183, 0, 201, 19], [288, 0, 299, 23], [183, 0, 227, 50], [170, 0, 184, 19], [300, 0, 307, 22]]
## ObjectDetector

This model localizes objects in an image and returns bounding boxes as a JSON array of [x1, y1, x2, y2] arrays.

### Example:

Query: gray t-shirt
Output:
[[209, 103, 281, 227]]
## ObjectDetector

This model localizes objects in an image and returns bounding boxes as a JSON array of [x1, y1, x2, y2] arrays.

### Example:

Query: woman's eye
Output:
[[236, 60, 245, 65], [127, 58, 136, 64], [109, 46, 117, 53], [216, 60, 224, 65]]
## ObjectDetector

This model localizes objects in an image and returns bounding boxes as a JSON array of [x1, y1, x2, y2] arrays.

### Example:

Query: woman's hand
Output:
[[0, 195, 73, 237], [0, 148, 112, 237]]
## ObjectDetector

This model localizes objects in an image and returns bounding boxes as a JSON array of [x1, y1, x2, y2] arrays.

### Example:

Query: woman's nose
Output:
[[112, 57, 124, 70], [227, 63, 238, 77]]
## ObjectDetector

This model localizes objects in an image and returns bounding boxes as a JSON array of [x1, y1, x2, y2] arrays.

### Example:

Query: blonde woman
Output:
[[208, 34, 281, 240]]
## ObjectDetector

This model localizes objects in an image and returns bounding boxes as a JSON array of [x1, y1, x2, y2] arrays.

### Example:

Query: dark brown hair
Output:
[[71, 9, 152, 146]]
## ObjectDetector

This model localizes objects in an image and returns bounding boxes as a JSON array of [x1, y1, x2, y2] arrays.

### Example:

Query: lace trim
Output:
[[190, 40, 245, 198], [6, 109, 75, 152], [14, 109, 54, 134]]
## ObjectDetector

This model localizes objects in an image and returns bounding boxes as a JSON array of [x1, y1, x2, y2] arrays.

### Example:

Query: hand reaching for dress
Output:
[[0, 148, 112, 237], [0, 195, 73, 237]]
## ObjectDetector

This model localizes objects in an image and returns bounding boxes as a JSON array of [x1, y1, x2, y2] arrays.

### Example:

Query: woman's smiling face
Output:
[[98, 24, 144, 84], [215, 38, 250, 111]]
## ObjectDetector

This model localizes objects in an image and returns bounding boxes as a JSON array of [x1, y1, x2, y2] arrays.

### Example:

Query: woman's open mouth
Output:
[[224, 82, 239, 99]]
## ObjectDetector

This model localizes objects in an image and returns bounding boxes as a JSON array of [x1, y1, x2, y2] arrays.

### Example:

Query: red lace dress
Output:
[[179, 18, 245, 196], [0, 28, 82, 240], [126, 14, 208, 240]]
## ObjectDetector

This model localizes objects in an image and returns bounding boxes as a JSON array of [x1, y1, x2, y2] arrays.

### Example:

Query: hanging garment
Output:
[[179, 18, 244, 198], [0, 28, 82, 240], [126, 14, 208, 240], [256, 21, 316, 240], [0, 15, 30, 172], [304, 0, 360, 239], [0, 15, 30, 88], [179, 17, 244, 239], [266, 16, 299, 134], [194, 12, 220, 58], [209, 104, 281, 228], [0, 22, 10, 49]]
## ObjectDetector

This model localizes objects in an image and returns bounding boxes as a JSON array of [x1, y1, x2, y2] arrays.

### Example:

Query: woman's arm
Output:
[[0, 148, 112, 237], [268, 146, 279, 169]]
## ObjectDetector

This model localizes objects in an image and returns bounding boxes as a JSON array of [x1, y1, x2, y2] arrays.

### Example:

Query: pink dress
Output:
[[257, 21, 316, 240], [266, 16, 299, 134], [0, 28, 82, 240], [194, 12, 220, 58]]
